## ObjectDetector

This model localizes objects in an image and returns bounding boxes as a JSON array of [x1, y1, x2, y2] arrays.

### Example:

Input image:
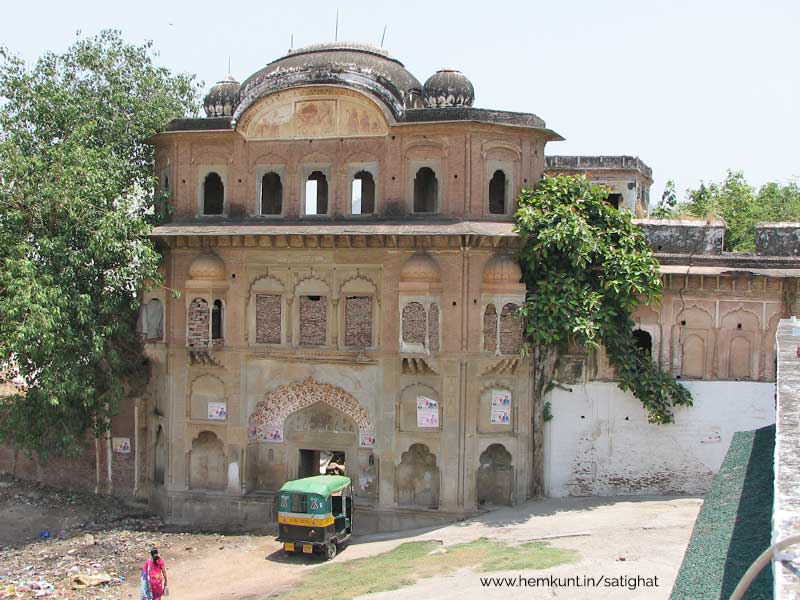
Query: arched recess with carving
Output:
[[398, 383, 441, 433], [189, 431, 226, 491], [248, 378, 374, 442], [477, 443, 513, 506], [719, 307, 761, 380], [396, 443, 440, 509], [671, 305, 715, 379], [189, 374, 227, 421]]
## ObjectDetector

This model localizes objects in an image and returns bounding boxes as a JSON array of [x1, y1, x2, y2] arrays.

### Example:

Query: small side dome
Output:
[[401, 253, 441, 282], [204, 74, 240, 117], [189, 253, 226, 280], [422, 69, 475, 108], [483, 255, 522, 284]]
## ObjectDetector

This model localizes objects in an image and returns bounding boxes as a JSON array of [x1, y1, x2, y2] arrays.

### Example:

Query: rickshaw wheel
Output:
[[324, 541, 337, 560]]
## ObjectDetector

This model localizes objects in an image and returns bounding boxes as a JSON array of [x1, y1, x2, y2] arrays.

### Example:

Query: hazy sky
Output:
[[2, 0, 798, 207]]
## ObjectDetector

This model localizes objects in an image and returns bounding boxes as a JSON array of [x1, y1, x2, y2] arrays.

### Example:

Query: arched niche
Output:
[[154, 425, 166, 486], [189, 374, 226, 421], [477, 385, 514, 433], [477, 443, 513, 506], [398, 384, 441, 433], [681, 334, 706, 379], [720, 307, 761, 380], [673, 305, 714, 378], [189, 431, 226, 491], [396, 443, 439, 509]]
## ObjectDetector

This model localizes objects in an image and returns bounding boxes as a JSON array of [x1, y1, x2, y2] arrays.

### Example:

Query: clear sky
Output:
[[2, 0, 798, 207]]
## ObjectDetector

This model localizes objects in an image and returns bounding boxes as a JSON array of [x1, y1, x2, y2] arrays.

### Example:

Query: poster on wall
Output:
[[264, 426, 284, 443], [112, 437, 131, 454], [416, 395, 439, 428], [359, 430, 376, 448], [490, 389, 512, 425], [207, 402, 227, 421]]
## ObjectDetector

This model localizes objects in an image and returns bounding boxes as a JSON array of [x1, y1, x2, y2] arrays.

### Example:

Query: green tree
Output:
[[653, 171, 800, 251], [0, 31, 199, 485], [651, 179, 677, 218], [515, 175, 692, 433]]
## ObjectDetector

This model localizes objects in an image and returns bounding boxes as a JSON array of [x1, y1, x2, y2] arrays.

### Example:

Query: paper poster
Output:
[[264, 426, 284, 443], [359, 431, 376, 448], [112, 437, 131, 454], [416, 395, 439, 428], [490, 389, 512, 425], [207, 402, 227, 421]]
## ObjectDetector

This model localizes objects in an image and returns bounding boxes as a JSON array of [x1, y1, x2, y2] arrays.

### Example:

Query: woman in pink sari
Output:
[[141, 547, 168, 599]]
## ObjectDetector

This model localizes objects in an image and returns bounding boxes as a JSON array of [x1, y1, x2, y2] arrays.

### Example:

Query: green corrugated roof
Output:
[[279, 475, 351, 497]]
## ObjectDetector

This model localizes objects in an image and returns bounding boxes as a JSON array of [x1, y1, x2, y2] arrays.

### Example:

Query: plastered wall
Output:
[[543, 380, 775, 497]]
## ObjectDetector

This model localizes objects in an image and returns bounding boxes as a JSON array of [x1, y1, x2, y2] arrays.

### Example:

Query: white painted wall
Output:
[[543, 381, 775, 497]]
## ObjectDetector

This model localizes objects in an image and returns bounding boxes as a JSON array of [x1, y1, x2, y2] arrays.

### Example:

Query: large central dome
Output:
[[233, 42, 423, 124]]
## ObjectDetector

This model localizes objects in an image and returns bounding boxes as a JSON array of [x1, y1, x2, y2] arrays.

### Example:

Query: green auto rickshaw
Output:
[[276, 475, 353, 560]]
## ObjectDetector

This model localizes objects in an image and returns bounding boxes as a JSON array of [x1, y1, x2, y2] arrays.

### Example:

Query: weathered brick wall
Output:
[[344, 296, 372, 347], [187, 297, 210, 347], [0, 397, 138, 497], [299, 296, 327, 345], [428, 304, 440, 353], [499, 302, 522, 354], [483, 304, 498, 352], [255, 294, 282, 343], [401, 302, 426, 344]]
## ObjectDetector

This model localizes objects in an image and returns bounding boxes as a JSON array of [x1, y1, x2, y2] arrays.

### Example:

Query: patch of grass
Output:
[[278, 538, 578, 600]]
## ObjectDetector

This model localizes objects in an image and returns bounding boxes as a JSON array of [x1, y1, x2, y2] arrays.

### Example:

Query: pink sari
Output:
[[143, 558, 167, 599]]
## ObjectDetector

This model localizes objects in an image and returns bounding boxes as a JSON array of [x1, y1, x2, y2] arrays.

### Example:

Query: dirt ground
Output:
[[0, 475, 702, 600]]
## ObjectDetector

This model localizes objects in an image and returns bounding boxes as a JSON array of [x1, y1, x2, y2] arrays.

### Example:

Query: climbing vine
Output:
[[515, 175, 692, 424]]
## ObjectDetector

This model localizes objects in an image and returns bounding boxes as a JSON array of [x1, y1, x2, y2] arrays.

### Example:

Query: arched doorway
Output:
[[284, 402, 357, 479], [246, 378, 375, 493]]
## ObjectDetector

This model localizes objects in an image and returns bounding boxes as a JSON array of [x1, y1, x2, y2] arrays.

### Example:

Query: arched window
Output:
[[261, 172, 282, 215], [212, 299, 223, 341], [305, 171, 328, 215], [489, 170, 506, 215], [352, 171, 375, 215], [632, 329, 652, 357], [202, 172, 224, 215], [413, 167, 438, 213]]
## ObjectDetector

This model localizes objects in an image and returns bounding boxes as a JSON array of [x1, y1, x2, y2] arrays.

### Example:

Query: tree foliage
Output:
[[0, 31, 200, 457], [515, 175, 692, 424], [653, 170, 800, 251]]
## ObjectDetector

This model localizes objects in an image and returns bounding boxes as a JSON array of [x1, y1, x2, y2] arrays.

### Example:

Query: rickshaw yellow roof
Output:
[[278, 475, 351, 497]]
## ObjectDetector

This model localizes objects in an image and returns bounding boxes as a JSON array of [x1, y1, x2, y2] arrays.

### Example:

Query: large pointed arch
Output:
[[248, 377, 374, 442]]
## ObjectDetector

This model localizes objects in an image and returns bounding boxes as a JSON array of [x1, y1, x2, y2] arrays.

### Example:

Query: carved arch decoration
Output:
[[292, 273, 332, 296], [480, 140, 522, 161], [247, 273, 286, 297], [339, 273, 379, 296], [248, 151, 290, 169], [402, 138, 448, 160], [248, 377, 374, 442]]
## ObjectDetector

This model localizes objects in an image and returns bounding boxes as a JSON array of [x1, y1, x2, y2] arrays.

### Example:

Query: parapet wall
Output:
[[634, 219, 726, 255], [756, 222, 800, 256]]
